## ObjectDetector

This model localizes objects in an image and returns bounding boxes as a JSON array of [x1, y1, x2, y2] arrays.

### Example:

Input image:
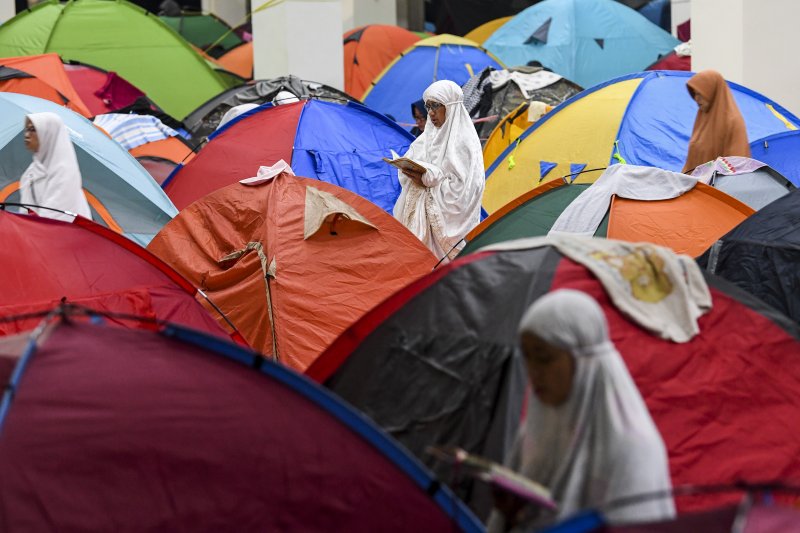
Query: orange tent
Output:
[[0, 53, 92, 117], [147, 170, 437, 372], [343, 25, 420, 99], [216, 42, 253, 80], [462, 179, 754, 258]]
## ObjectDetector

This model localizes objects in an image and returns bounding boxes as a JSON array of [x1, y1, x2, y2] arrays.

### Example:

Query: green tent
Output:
[[0, 0, 233, 119], [459, 181, 608, 256], [160, 12, 243, 57]]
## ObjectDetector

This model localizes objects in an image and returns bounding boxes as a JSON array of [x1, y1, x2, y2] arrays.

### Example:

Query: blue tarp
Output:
[[750, 130, 800, 186], [290, 100, 414, 212], [364, 43, 501, 130], [484, 0, 678, 88]]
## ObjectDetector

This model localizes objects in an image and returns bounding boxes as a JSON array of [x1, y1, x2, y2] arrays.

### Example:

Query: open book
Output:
[[427, 446, 557, 511], [382, 149, 426, 174]]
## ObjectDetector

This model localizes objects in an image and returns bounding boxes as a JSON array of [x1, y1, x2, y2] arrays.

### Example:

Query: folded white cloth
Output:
[[240, 160, 295, 185]]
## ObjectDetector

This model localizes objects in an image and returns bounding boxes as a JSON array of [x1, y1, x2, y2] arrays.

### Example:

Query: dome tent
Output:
[[165, 99, 413, 213], [483, 71, 799, 214], [343, 24, 421, 99]]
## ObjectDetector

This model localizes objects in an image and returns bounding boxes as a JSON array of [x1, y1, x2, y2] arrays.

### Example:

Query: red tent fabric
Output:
[[647, 51, 691, 71], [0, 211, 228, 340], [62, 62, 146, 116], [0, 316, 483, 532]]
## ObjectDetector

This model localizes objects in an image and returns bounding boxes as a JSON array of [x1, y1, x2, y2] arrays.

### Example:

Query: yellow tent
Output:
[[483, 101, 553, 171], [463, 16, 512, 45]]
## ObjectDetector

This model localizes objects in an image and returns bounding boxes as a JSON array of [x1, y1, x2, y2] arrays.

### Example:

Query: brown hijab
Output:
[[682, 70, 751, 173]]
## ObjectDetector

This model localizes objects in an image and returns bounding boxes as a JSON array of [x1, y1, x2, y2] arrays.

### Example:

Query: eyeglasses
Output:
[[24, 126, 36, 134], [424, 102, 443, 112]]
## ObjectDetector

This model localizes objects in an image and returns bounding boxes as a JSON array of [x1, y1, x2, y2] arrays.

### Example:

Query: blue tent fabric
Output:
[[614, 71, 800, 171], [484, 0, 679, 88], [0, 93, 176, 245], [638, 0, 671, 31], [289, 100, 414, 212], [540, 160, 558, 180], [364, 42, 502, 130], [750, 130, 800, 186]]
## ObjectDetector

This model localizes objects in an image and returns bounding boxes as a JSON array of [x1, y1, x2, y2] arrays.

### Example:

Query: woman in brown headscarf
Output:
[[682, 70, 751, 173]]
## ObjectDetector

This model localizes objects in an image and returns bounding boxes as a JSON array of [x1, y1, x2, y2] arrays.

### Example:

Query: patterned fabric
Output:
[[93, 113, 178, 151], [461, 66, 494, 116]]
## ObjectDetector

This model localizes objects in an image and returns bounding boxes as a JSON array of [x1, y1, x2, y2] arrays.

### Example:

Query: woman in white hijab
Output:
[[495, 289, 675, 530], [393, 80, 484, 262], [20, 112, 92, 223]]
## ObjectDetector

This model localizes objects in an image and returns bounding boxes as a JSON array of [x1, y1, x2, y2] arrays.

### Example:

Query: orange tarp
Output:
[[147, 171, 437, 372], [344, 25, 420, 99], [216, 42, 252, 80], [608, 183, 755, 257], [0, 53, 92, 117]]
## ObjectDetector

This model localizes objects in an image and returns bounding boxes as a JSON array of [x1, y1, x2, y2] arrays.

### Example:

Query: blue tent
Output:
[[0, 93, 176, 245], [363, 35, 502, 130], [164, 99, 414, 212], [750, 130, 800, 186], [484, 0, 679, 88]]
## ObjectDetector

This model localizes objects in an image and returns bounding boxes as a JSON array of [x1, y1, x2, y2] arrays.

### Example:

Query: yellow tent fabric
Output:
[[483, 102, 556, 171], [483, 77, 642, 213], [463, 17, 512, 45]]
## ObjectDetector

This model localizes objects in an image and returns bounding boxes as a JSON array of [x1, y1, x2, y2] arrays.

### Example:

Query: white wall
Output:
[[693, 0, 800, 116], [0, 0, 16, 25], [670, 0, 691, 36], [202, 0, 248, 28], [342, 0, 396, 31], [252, 0, 344, 90]]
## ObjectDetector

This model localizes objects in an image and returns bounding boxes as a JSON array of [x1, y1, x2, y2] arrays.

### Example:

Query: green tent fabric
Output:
[[0, 0, 232, 119], [160, 13, 243, 57], [460, 183, 608, 255]]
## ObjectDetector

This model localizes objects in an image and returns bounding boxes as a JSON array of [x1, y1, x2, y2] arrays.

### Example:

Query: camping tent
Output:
[[461, 171, 753, 258], [484, 0, 679, 88], [343, 25, 421, 99], [0, 0, 233, 119], [750, 130, 800, 186], [307, 239, 800, 518], [183, 76, 357, 139], [698, 187, 800, 324], [62, 61, 151, 116], [688, 157, 794, 211], [483, 71, 800, 214], [149, 171, 437, 372], [0, 312, 482, 532], [165, 99, 413, 212], [0, 210, 228, 339], [0, 93, 176, 245], [160, 11, 244, 57], [363, 35, 503, 130], [215, 42, 253, 80], [0, 53, 92, 117]]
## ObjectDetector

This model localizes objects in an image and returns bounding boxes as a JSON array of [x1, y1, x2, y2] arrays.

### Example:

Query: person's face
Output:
[[693, 91, 709, 112], [413, 107, 426, 132], [521, 332, 575, 407], [425, 100, 446, 128], [24, 119, 39, 153]]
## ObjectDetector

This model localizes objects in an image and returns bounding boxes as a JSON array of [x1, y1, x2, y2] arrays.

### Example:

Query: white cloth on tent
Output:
[[689, 156, 767, 183], [488, 69, 564, 99], [548, 164, 698, 237], [393, 80, 485, 262], [273, 90, 300, 106], [240, 160, 295, 185], [217, 103, 260, 130], [20, 112, 92, 223], [510, 289, 675, 527], [480, 236, 712, 342], [93, 113, 179, 150]]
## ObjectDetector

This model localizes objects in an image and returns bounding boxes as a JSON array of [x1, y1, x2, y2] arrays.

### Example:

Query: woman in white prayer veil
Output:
[[393, 80, 484, 262], [492, 289, 675, 531], [20, 112, 92, 223]]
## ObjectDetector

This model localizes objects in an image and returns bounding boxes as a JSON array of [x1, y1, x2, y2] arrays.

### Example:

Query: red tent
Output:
[[62, 61, 147, 116], [0, 211, 230, 340], [0, 312, 483, 532]]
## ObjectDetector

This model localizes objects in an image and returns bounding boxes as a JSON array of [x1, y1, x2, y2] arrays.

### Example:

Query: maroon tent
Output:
[[0, 210, 232, 340], [0, 311, 483, 532]]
